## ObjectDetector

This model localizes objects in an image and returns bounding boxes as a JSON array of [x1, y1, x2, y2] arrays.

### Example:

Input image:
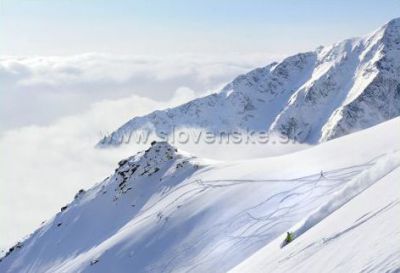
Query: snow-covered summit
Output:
[[0, 140, 200, 271], [99, 18, 400, 146]]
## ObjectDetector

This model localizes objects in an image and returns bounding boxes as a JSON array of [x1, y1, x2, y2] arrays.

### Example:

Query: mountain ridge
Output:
[[99, 18, 400, 146], [2, 117, 399, 273]]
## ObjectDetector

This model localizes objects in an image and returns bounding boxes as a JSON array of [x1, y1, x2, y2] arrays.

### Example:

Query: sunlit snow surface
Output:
[[101, 18, 400, 146], [230, 158, 400, 273], [1, 117, 399, 273]]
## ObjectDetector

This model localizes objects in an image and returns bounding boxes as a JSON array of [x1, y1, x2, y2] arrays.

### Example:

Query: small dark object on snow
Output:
[[118, 159, 128, 166], [283, 232, 294, 246], [131, 165, 139, 174], [90, 259, 99, 265], [57, 223, 62, 227], [5, 247, 14, 257], [74, 189, 86, 199], [4, 242, 23, 258], [60, 205, 68, 212], [151, 140, 157, 146]]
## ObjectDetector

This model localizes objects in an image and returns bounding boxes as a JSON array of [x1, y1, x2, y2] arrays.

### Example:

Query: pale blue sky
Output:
[[1, 0, 399, 56]]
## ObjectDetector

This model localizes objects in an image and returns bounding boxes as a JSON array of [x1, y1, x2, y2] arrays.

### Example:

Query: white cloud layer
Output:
[[0, 53, 276, 132]]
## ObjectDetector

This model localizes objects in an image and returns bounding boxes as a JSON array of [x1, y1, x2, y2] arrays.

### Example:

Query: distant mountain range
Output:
[[100, 18, 400, 146]]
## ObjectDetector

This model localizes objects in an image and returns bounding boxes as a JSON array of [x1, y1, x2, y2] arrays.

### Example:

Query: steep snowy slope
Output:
[[1, 118, 399, 273], [230, 163, 400, 273], [100, 18, 400, 146]]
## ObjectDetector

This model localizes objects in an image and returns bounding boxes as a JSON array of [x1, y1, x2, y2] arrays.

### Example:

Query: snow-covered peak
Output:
[[99, 18, 400, 147], [119, 141, 179, 171], [383, 17, 400, 33], [2, 117, 399, 273], [0, 140, 200, 269], [111, 141, 180, 192]]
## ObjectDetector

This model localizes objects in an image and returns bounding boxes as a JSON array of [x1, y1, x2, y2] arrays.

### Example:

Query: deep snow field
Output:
[[1, 117, 399, 273]]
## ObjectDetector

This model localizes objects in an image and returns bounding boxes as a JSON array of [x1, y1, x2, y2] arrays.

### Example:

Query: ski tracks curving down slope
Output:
[[230, 157, 400, 273], [1, 118, 399, 273]]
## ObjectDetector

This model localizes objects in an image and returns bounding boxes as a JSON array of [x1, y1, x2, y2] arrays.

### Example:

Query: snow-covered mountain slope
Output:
[[1, 118, 399, 273], [229, 159, 400, 273], [100, 18, 400, 146]]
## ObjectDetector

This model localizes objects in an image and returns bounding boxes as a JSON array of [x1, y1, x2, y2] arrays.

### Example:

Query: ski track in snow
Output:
[[55, 160, 374, 273], [1, 117, 399, 273], [289, 151, 400, 242], [139, 159, 378, 273], [229, 153, 400, 273]]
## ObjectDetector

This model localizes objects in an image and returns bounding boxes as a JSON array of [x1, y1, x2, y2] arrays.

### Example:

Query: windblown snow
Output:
[[100, 18, 400, 146], [1, 117, 399, 273]]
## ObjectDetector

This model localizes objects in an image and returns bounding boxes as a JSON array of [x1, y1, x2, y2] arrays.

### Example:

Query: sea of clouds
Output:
[[1, 52, 282, 251], [0, 53, 274, 131]]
